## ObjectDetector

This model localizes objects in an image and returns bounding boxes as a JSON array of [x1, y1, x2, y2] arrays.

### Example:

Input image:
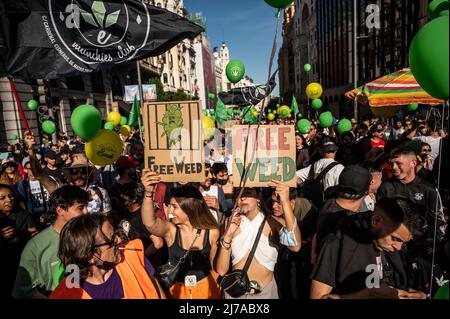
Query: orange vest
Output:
[[50, 239, 161, 299]]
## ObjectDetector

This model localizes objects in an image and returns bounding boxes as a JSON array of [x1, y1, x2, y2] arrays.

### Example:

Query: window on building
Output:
[[163, 73, 168, 84]]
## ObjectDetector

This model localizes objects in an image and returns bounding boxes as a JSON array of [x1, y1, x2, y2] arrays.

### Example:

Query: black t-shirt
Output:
[[42, 166, 63, 182], [315, 199, 354, 254], [312, 212, 409, 295], [377, 176, 446, 242]]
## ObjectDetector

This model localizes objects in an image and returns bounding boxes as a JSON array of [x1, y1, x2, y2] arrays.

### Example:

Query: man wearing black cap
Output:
[[296, 138, 345, 208], [313, 165, 372, 258], [42, 151, 63, 182]]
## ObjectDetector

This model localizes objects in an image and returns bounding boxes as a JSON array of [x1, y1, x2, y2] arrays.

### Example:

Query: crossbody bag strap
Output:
[[315, 161, 340, 181], [242, 215, 267, 273], [176, 228, 202, 266]]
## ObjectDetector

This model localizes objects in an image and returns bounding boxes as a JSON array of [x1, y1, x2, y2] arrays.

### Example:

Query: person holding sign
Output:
[[215, 183, 301, 299], [140, 169, 221, 299]]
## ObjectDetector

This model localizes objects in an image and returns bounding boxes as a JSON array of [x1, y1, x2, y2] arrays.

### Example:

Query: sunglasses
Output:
[[422, 149, 431, 153]]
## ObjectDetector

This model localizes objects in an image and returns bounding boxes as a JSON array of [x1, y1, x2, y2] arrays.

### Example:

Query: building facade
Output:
[[279, 0, 431, 119]]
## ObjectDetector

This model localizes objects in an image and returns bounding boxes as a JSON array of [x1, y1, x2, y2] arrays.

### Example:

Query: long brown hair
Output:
[[171, 185, 219, 230], [0, 165, 21, 186]]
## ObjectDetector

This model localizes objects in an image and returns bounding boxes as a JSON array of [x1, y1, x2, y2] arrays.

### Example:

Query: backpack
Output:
[[298, 161, 340, 209]]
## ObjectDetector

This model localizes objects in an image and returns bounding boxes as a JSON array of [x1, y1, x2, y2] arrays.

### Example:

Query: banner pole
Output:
[[136, 61, 144, 141], [8, 78, 30, 131]]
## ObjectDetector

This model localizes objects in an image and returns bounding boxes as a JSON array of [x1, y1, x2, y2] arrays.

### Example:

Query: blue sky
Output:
[[184, 0, 283, 96]]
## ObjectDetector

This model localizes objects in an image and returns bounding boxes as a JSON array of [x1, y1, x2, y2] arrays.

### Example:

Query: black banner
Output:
[[0, 0, 203, 80], [218, 70, 278, 107]]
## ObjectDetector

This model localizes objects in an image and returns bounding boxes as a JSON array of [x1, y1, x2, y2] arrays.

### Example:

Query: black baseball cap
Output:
[[338, 165, 371, 197], [322, 140, 339, 153]]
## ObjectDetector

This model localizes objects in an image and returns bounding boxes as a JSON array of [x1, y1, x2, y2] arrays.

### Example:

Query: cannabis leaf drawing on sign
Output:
[[80, 1, 120, 28]]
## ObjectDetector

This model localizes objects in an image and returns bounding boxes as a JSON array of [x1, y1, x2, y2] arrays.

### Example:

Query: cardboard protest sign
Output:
[[232, 125, 296, 187], [143, 101, 204, 182]]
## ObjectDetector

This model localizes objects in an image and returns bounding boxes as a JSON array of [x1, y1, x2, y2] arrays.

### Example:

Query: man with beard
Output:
[[377, 146, 447, 297], [198, 163, 226, 223], [61, 160, 112, 216], [50, 214, 165, 299]]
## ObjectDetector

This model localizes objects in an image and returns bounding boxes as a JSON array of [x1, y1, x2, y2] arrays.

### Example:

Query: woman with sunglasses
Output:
[[415, 142, 435, 183], [50, 214, 165, 299], [141, 169, 221, 299]]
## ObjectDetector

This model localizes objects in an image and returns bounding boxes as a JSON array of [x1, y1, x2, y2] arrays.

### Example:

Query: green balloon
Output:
[[104, 122, 114, 130], [408, 103, 419, 112], [208, 93, 215, 100], [311, 99, 323, 110], [264, 0, 294, 9], [27, 99, 38, 111], [297, 119, 311, 134], [140, 126, 145, 133], [319, 111, 333, 128], [337, 118, 352, 134], [226, 60, 245, 84], [120, 116, 127, 126], [42, 120, 56, 135], [409, 0, 449, 99], [281, 109, 289, 117], [71, 104, 102, 141], [304, 64, 312, 72], [434, 282, 449, 299], [10, 134, 18, 141]]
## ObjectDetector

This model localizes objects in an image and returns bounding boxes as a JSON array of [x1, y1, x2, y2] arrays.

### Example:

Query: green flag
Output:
[[215, 97, 228, 125], [291, 95, 299, 115], [128, 95, 141, 127]]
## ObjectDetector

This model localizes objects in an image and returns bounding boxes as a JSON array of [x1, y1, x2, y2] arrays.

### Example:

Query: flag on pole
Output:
[[215, 97, 227, 125], [291, 95, 299, 115], [128, 95, 141, 127], [0, 0, 203, 80]]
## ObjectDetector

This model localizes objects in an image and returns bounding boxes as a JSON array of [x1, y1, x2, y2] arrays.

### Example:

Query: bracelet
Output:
[[144, 191, 155, 198], [220, 238, 231, 250]]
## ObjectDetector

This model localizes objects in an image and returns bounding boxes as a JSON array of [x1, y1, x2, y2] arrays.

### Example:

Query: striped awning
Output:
[[345, 68, 445, 107]]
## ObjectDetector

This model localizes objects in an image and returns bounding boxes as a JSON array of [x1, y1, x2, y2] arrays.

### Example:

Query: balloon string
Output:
[[232, 8, 282, 209]]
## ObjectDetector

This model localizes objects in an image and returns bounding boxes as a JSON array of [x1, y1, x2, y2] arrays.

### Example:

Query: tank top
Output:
[[168, 228, 212, 283]]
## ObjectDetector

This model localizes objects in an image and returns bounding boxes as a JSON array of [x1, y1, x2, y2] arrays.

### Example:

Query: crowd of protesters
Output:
[[0, 113, 448, 300]]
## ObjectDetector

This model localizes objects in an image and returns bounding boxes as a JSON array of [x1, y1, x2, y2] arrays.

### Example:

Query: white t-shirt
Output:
[[296, 158, 345, 191], [359, 194, 375, 212], [201, 185, 219, 223]]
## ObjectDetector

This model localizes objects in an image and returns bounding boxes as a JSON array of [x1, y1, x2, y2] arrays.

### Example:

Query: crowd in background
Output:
[[0, 113, 448, 299]]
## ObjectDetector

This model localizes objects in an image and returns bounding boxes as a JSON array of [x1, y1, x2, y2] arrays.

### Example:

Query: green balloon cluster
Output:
[[297, 119, 311, 134], [226, 60, 245, 84], [264, 0, 294, 9], [319, 111, 333, 128], [408, 103, 419, 112], [409, 0, 449, 99], [42, 120, 56, 135], [311, 99, 323, 110], [71, 104, 102, 141], [337, 118, 352, 134], [27, 99, 38, 111]]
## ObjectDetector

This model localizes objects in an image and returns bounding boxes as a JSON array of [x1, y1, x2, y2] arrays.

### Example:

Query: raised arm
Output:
[[214, 208, 241, 276], [140, 169, 173, 239], [268, 179, 302, 252]]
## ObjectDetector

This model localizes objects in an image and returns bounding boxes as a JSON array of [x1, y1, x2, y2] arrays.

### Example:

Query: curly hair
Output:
[[46, 185, 90, 223]]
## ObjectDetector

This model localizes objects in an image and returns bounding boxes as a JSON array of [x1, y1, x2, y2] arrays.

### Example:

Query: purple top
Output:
[[82, 257, 155, 299]]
